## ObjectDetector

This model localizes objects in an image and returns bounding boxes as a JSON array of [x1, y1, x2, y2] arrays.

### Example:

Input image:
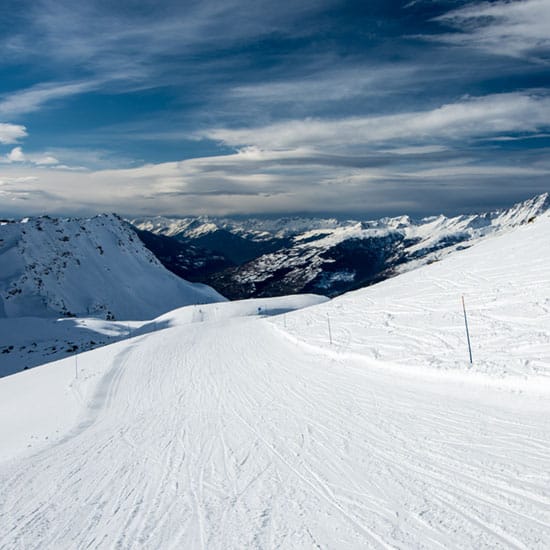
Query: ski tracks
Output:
[[0, 319, 549, 548]]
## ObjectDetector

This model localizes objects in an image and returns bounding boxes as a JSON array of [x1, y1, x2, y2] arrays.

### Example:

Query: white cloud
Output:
[[0, 143, 549, 218], [379, 145, 449, 155], [0, 81, 99, 117], [0, 122, 27, 144], [6, 146, 25, 162], [434, 0, 550, 61], [230, 65, 419, 105], [205, 93, 550, 150], [1, 90, 549, 217], [32, 154, 59, 166], [3, 0, 336, 88], [1, 146, 62, 166], [0, 176, 38, 186]]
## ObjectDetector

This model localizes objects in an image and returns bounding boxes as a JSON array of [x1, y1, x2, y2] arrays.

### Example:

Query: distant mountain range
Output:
[[1, 194, 547, 323], [131, 193, 550, 299]]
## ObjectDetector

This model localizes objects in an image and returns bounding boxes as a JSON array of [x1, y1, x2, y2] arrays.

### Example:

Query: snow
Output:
[[0, 316, 135, 377], [133, 194, 549, 255], [1, 216, 550, 548], [0, 295, 325, 378], [0, 294, 327, 461], [274, 210, 550, 383], [184, 222, 220, 238], [0, 213, 224, 320]]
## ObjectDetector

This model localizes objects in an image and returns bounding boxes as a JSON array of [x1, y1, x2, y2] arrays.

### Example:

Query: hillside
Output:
[[0, 211, 549, 548], [0, 213, 224, 321]]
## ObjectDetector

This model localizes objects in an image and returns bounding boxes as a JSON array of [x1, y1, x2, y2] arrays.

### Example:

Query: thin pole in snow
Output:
[[461, 295, 473, 364], [75, 353, 78, 379], [327, 313, 333, 345]]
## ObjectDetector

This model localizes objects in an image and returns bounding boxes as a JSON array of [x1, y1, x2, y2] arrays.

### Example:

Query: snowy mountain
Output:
[[0, 213, 224, 321], [1, 210, 549, 548], [132, 193, 550, 299]]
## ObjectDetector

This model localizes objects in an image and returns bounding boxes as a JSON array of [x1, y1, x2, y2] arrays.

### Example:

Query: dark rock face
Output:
[[130, 224, 455, 299], [134, 229, 234, 281]]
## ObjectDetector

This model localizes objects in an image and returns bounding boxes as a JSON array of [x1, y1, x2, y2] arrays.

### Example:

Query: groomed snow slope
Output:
[[0, 295, 318, 377], [1, 221, 550, 548]]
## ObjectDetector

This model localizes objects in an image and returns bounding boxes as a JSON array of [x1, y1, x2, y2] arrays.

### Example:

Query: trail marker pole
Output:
[[461, 295, 473, 364], [327, 313, 333, 345], [75, 353, 78, 379]]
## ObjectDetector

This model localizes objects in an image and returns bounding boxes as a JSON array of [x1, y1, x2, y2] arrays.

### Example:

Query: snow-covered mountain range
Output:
[[0, 213, 224, 320], [132, 193, 550, 299], [1, 206, 549, 548]]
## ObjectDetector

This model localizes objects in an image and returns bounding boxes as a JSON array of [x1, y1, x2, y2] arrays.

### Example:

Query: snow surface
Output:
[[0, 295, 323, 378], [273, 210, 550, 383], [1, 219, 550, 548], [0, 213, 224, 320], [0, 315, 138, 377], [0, 294, 327, 460]]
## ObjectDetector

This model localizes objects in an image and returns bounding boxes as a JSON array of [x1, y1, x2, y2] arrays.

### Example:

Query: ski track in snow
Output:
[[0, 317, 549, 549]]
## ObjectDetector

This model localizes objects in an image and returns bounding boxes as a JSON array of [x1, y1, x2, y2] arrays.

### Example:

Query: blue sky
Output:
[[0, 0, 549, 218]]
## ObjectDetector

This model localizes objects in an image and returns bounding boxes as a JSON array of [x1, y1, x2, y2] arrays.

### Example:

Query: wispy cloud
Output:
[[205, 93, 550, 150], [434, 0, 550, 62], [229, 65, 420, 105], [3, 0, 336, 84], [0, 81, 99, 117]]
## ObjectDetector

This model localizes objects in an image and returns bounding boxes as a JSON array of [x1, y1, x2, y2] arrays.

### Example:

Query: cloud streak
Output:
[[1, 142, 549, 218], [3, 0, 336, 84], [0, 81, 99, 117], [434, 0, 550, 62], [205, 93, 550, 150], [229, 65, 421, 105]]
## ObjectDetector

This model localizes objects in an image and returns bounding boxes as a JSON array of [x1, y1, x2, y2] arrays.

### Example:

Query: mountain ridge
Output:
[[0, 213, 224, 320], [131, 193, 550, 299]]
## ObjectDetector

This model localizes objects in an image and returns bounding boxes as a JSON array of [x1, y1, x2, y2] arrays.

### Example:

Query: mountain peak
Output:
[[0, 213, 224, 320]]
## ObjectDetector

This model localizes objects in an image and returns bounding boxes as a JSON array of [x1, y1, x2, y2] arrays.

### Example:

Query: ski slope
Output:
[[0, 295, 319, 377], [274, 211, 550, 382], [1, 219, 550, 548]]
